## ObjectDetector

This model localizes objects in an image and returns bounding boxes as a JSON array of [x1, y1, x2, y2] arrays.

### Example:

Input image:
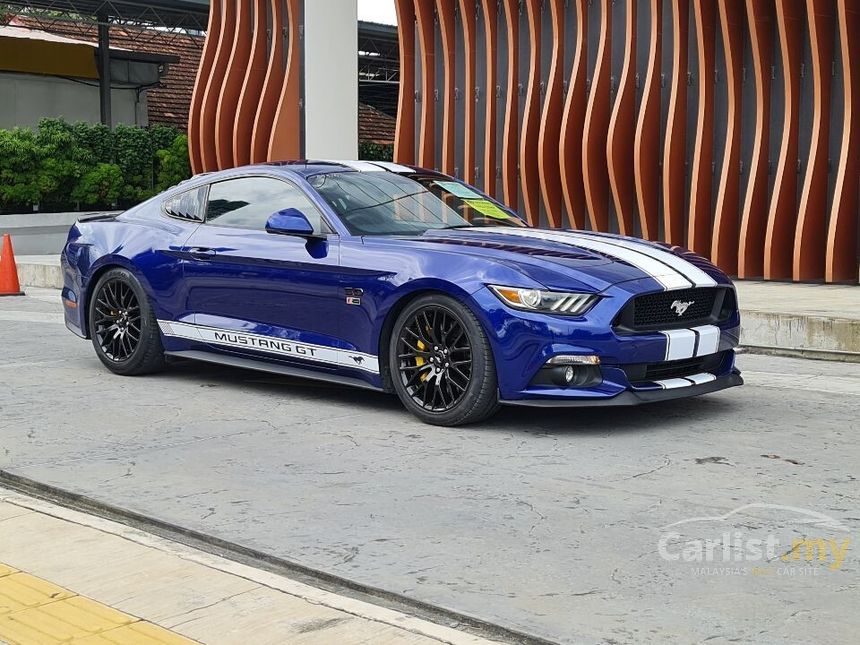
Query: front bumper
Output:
[[470, 282, 742, 404], [502, 369, 743, 407]]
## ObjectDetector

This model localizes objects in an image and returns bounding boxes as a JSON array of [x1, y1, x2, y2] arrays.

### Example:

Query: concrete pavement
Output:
[[0, 490, 500, 645], [1, 288, 858, 643]]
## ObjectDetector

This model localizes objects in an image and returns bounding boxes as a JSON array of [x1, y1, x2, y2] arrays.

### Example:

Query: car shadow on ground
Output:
[[158, 356, 741, 436]]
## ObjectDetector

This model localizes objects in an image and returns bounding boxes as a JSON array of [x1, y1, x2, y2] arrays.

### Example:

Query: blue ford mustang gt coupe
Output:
[[61, 160, 742, 425]]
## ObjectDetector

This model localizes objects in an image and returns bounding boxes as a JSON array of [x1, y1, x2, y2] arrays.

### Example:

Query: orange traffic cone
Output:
[[0, 233, 24, 296]]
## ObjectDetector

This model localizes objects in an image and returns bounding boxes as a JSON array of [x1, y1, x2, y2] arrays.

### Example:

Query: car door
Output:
[[179, 174, 345, 369]]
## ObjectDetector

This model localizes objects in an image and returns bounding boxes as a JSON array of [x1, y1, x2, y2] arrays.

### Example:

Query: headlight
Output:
[[489, 285, 598, 315]]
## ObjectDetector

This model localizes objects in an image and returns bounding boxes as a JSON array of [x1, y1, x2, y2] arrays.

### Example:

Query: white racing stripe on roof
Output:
[[484, 228, 692, 290], [368, 161, 415, 173], [563, 232, 718, 287], [323, 160, 385, 172]]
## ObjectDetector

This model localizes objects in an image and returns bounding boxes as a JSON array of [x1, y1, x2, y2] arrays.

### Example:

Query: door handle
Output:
[[188, 247, 217, 260]]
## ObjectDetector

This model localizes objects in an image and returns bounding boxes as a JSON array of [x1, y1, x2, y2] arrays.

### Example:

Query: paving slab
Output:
[[0, 496, 498, 645]]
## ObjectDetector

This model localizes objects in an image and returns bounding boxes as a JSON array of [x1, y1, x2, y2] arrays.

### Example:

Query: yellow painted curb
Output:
[[0, 567, 195, 644]]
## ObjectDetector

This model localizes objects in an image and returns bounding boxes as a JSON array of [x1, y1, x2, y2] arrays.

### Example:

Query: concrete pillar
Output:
[[302, 0, 358, 158]]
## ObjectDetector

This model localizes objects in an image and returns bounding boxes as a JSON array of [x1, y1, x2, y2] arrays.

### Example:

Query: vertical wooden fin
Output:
[[662, 0, 690, 245], [826, 0, 860, 282], [268, 0, 301, 160], [794, 0, 835, 281], [607, 0, 638, 235], [415, 0, 437, 169], [480, 0, 499, 197], [688, 0, 717, 256], [582, 0, 612, 231], [501, 0, 520, 208], [460, 0, 477, 184], [765, 0, 804, 280], [712, 0, 744, 273], [519, 0, 542, 225], [251, 0, 284, 164], [738, 0, 774, 278], [199, 0, 235, 171], [538, 0, 565, 228], [234, 0, 269, 166], [436, 0, 457, 174], [394, 0, 417, 164], [189, 0, 222, 174], [217, 0, 254, 169], [634, 0, 663, 240], [560, 0, 588, 229]]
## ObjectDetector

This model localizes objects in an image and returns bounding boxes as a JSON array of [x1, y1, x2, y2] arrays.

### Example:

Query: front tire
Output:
[[88, 268, 165, 375], [389, 294, 500, 426]]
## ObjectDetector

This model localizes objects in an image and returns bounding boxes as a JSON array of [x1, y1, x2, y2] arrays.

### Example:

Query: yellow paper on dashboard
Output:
[[464, 199, 512, 220]]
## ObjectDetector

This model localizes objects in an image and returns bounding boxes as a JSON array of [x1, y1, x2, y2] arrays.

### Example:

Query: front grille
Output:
[[622, 351, 728, 384], [615, 287, 736, 332]]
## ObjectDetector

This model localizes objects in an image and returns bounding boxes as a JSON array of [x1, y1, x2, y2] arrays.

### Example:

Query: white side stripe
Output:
[[663, 329, 697, 361], [484, 228, 693, 290], [158, 320, 380, 374], [692, 325, 721, 357], [562, 233, 717, 287]]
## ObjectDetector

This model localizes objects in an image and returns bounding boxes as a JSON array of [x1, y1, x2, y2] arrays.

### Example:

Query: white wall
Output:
[[0, 72, 146, 129], [303, 0, 358, 158]]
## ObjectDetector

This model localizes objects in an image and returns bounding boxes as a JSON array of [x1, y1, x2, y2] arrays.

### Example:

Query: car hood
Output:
[[391, 227, 725, 292]]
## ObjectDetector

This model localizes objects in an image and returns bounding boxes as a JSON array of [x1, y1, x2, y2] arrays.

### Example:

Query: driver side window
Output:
[[205, 177, 329, 234]]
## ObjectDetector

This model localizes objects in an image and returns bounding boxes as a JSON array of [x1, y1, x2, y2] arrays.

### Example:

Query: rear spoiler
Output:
[[78, 212, 121, 223]]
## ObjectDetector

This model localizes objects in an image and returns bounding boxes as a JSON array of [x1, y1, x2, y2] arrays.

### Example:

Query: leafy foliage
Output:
[[72, 163, 124, 208], [155, 134, 191, 193], [358, 142, 394, 162], [0, 118, 192, 213]]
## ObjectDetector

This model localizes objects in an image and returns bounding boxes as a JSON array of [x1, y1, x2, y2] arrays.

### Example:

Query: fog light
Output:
[[563, 366, 575, 383]]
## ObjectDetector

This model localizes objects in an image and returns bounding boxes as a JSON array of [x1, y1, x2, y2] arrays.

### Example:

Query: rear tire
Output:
[[88, 268, 165, 376], [389, 294, 500, 426]]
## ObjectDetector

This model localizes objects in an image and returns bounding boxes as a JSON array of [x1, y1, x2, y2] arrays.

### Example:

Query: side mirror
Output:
[[265, 208, 317, 237]]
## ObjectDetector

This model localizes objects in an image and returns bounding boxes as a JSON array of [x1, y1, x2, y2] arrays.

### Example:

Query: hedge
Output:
[[0, 118, 396, 214], [358, 141, 394, 162], [0, 118, 191, 213]]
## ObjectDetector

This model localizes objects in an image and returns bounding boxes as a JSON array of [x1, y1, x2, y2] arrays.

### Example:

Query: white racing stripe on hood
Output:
[[484, 228, 692, 290], [562, 232, 717, 287]]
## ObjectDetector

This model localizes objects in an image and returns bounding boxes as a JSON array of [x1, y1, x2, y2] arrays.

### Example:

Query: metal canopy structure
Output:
[[3, 0, 209, 30], [358, 20, 399, 117], [6, 2, 400, 123], [5, 0, 209, 125]]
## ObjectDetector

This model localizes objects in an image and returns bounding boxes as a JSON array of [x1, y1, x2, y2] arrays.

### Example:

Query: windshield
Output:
[[308, 172, 528, 235]]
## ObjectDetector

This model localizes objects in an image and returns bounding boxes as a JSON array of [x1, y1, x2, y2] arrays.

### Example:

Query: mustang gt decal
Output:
[[158, 321, 380, 374]]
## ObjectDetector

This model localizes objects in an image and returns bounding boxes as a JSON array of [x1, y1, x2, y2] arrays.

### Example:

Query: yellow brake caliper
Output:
[[415, 339, 428, 381]]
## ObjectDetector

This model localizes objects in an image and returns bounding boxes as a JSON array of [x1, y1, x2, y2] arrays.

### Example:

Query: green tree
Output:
[[72, 163, 124, 208], [0, 128, 41, 210], [155, 134, 192, 192]]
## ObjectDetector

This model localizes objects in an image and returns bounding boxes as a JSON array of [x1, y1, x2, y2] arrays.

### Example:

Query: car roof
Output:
[[187, 160, 448, 182]]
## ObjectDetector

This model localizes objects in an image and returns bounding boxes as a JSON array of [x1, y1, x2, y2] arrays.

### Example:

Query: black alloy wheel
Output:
[[93, 278, 141, 361], [88, 268, 165, 375], [397, 305, 473, 412], [389, 294, 500, 426]]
